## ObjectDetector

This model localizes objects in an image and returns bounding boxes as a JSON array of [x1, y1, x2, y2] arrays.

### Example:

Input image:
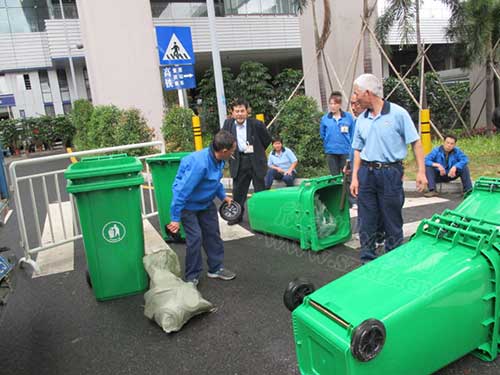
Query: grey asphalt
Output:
[[0, 156, 498, 375]]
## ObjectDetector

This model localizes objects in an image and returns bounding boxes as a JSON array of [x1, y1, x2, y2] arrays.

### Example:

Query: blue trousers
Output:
[[180, 202, 224, 281], [425, 165, 473, 192], [265, 169, 296, 189], [358, 164, 404, 262]]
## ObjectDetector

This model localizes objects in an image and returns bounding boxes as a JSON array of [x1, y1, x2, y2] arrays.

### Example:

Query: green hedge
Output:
[[161, 106, 195, 152], [0, 115, 75, 152]]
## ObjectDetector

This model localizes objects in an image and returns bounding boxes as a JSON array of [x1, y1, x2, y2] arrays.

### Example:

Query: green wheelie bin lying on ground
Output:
[[146, 152, 190, 242], [286, 177, 500, 375], [65, 154, 148, 301], [247, 175, 351, 251]]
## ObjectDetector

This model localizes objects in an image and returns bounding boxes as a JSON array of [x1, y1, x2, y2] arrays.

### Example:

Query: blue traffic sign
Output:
[[155, 26, 195, 66], [163, 65, 196, 91]]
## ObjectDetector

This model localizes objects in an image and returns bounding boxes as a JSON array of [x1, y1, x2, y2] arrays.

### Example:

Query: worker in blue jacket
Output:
[[424, 134, 473, 197], [167, 130, 237, 286], [320, 91, 355, 176]]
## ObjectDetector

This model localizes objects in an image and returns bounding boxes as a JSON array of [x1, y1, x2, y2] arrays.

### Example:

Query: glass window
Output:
[[57, 68, 71, 102], [38, 70, 53, 103], [23, 74, 31, 90], [62, 102, 71, 114], [44, 103, 55, 116], [19, 109, 25, 118], [52, 0, 78, 19], [0, 9, 9, 33], [151, 0, 224, 18]]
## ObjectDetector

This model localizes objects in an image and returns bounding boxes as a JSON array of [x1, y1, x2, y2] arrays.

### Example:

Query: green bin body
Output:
[[292, 177, 500, 374], [65, 154, 148, 301], [146, 152, 191, 241], [247, 175, 351, 251]]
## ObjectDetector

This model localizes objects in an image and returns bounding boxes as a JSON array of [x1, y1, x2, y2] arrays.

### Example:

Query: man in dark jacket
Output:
[[222, 98, 272, 225], [424, 134, 473, 197]]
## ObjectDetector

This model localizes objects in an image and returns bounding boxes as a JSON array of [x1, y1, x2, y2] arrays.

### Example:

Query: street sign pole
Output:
[[178, 89, 185, 108], [206, 0, 226, 128]]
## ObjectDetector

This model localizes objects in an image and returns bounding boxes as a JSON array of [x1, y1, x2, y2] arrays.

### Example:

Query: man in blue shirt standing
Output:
[[320, 91, 356, 176], [265, 137, 298, 189], [350, 74, 427, 263], [424, 134, 473, 197], [167, 130, 237, 286]]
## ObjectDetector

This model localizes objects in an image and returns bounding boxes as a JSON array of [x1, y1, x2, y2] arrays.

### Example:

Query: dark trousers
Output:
[[425, 165, 473, 192], [264, 169, 296, 189], [327, 154, 347, 176], [358, 164, 404, 262], [180, 202, 224, 281], [233, 155, 265, 212]]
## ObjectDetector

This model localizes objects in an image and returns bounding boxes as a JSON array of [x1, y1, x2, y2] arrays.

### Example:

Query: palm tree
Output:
[[446, 0, 500, 129]]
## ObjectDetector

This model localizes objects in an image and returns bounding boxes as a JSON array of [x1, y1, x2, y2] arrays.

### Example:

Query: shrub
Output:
[[162, 106, 195, 152], [86, 105, 121, 149], [276, 95, 325, 177], [114, 109, 154, 156], [272, 68, 304, 109], [71, 99, 94, 150], [235, 61, 274, 120]]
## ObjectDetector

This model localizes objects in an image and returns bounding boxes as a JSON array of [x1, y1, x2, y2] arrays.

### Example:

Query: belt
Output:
[[361, 160, 402, 169], [239, 152, 251, 157]]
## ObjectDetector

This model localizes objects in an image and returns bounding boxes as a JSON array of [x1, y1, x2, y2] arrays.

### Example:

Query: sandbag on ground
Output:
[[143, 248, 215, 333]]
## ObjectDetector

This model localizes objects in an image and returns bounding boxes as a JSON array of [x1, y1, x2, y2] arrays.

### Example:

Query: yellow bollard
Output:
[[192, 115, 203, 151], [256, 113, 265, 123], [420, 109, 432, 155], [66, 147, 78, 164]]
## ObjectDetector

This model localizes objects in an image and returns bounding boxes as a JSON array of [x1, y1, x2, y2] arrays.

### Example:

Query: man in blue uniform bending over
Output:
[[424, 134, 473, 197], [167, 130, 237, 286], [350, 74, 427, 264]]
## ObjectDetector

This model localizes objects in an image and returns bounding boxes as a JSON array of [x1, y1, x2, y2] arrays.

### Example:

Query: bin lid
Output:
[[67, 174, 144, 194], [145, 152, 191, 165], [64, 154, 143, 180]]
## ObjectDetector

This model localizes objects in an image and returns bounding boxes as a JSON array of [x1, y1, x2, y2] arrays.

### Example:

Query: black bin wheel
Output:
[[85, 270, 92, 289], [351, 319, 386, 362], [219, 201, 242, 222], [283, 278, 315, 312]]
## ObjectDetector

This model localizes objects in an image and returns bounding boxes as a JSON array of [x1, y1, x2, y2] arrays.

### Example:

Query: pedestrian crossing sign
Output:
[[155, 26, 195, 66]]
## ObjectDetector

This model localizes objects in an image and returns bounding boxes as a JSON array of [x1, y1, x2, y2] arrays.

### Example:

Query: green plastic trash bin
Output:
[[65, 154, 148, 301], [146, 152, 191, 242], [247, 175, 351, 251], [288, 177, 500, 375]]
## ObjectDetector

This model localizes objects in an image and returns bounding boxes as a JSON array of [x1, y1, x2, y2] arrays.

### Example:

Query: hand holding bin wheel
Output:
[[219, 201, 242, 222]]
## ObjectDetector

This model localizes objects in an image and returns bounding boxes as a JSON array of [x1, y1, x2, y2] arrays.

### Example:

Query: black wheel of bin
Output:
[[351, 319, 386, 362], [219, 201, 242, 222], [85, 270, 92, 289], [283, 278, 315, 312]]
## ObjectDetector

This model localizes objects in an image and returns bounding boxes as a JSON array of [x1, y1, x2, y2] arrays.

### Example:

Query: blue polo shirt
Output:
[[352, 101, 419, 162], [320, 110, 355, 154], [268, 147, 297, 171]]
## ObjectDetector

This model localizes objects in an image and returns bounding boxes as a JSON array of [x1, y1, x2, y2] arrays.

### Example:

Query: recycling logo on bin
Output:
[[102, 221, 126, 243]]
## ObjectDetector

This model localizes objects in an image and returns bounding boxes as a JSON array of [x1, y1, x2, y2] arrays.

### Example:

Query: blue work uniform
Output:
[[265, 147, 298, 188], [424, 145, 473, 192], [320, 110, 355, 175], [170, 147, 226, 281], [352, 101, 420, 262]]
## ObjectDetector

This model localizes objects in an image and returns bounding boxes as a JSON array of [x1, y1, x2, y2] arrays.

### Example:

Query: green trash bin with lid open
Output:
[[146, 152, 191, 242], [65, 154, 148, 301], [247, 175, 351, 251]]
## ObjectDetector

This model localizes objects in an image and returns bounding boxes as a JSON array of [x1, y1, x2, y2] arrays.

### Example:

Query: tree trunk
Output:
[[311, 0, 327, 109], [485, 59, 494, 129], [415, 0, 427, 108]]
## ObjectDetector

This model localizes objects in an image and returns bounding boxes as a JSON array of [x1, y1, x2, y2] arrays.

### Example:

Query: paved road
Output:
[[0, 156, 498, 375]]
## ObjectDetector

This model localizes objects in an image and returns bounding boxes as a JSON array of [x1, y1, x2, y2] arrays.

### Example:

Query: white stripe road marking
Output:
[[349, 196, 449, 217], [344, 220, 423, 249], [33, 201, 74, 278]]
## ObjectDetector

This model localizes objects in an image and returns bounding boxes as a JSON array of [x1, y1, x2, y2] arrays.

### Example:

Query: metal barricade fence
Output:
[[8, 141, 165, 272]]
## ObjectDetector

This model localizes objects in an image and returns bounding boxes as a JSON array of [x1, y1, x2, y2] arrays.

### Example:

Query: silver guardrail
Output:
[[8, 141, 165, 272]]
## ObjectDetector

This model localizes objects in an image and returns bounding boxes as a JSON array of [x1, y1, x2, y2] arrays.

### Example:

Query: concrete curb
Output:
[[222, 177, 467, 194]]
